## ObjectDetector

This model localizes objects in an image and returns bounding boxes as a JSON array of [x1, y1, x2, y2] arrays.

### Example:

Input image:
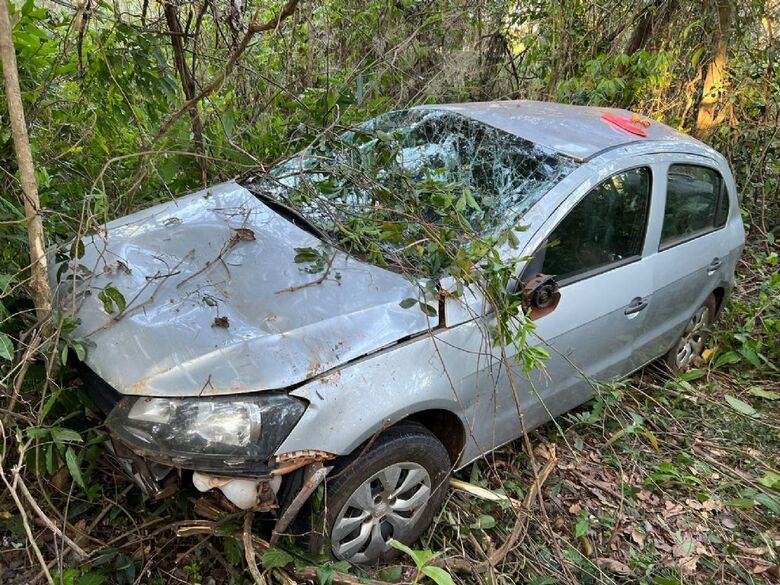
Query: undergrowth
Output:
[[1, 0, 779, 584]]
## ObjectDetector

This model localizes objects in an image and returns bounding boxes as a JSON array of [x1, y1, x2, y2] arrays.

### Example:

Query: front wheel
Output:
[[664, 294, 717, 370], [310, 422, 451, 565]]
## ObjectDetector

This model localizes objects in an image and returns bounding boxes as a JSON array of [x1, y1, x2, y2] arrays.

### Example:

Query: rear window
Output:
[[661, 164, 729, 247]]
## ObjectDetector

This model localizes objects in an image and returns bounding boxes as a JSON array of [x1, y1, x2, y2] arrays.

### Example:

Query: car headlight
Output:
[[107, 393, 306, 473]]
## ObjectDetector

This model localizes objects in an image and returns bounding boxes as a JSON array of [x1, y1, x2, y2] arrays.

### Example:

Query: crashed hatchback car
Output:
[[55, 101, 744, 564]]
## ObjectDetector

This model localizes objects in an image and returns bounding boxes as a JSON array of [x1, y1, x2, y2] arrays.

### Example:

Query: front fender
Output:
[[274, 332, 468, 462]]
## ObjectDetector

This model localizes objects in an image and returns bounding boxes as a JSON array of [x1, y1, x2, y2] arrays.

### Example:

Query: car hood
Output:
[[55, 182, 434, 397]]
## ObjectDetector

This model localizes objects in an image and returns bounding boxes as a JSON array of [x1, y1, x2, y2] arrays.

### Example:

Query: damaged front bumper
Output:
[[111, 436, 333, 511], [80, 362, 334, 528]]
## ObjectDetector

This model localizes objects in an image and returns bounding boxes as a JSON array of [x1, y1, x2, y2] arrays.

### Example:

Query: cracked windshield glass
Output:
[[245, 109, 579, 275]]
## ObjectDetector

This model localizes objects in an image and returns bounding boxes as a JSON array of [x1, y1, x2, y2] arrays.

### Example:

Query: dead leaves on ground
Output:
[[545, 433, 779, 581]]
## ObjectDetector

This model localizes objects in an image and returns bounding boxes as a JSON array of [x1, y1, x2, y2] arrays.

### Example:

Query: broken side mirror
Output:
[[521, 274, 560, 319]]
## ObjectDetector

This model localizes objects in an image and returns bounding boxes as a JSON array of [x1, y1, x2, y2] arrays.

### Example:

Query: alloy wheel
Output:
[[331, 462, 431, 563], [674, 305, 711, 368]]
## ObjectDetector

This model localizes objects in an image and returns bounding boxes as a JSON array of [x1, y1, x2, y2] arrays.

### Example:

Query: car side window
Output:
[[525, 167, 651, 284], [661, 164, 728, 246]]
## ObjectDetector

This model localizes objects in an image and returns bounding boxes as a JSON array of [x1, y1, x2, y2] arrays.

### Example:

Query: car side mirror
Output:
[[521, 274, 560, 319]]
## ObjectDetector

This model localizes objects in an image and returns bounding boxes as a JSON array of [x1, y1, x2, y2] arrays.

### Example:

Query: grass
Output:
[[0, 244, 778, 585], [428, 364, 778, 584]]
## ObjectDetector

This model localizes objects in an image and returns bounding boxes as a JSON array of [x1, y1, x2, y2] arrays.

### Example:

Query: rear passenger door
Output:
[[634, 159, 733, 364]]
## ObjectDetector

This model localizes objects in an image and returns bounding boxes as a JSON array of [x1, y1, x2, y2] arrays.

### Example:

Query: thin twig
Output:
[[243, 511, 266, 585]]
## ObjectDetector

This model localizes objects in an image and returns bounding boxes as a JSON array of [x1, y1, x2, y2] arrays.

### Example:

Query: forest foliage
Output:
[[0, 0, 778, 584]]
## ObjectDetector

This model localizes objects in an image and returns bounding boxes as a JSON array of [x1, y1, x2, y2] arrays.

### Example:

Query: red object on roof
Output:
[[601, 113, 648, 137]]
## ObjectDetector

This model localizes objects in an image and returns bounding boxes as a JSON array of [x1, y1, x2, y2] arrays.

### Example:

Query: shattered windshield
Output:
[[244, 109, 578, 274]]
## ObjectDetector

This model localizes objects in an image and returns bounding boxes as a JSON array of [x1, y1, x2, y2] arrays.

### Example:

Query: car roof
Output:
[[414, 100, 713, 162]]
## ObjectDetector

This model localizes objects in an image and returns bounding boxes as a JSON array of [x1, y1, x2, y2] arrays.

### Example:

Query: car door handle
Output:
[[624, 296, 648, 315], [708, 257, 722, 273]]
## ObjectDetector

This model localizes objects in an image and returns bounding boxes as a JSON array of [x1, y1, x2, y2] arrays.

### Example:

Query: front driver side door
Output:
[[468, 166, 655, 450]]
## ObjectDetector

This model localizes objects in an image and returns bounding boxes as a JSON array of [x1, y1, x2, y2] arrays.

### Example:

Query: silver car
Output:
[[56, 101, 744, 565]]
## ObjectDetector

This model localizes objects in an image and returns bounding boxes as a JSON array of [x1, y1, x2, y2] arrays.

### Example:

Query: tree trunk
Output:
[[624, 0, 678, 55], [0, 0, 52, 321], [694, 0, 735, 139], [164, 1, 208, 186]]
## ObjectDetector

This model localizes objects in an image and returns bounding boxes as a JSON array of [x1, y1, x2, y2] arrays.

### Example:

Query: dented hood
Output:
[[57, 182, 433, 397]]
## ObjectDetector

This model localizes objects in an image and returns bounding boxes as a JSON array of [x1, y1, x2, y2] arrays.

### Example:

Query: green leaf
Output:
[[223, 536, 243, 566], [71, 341, 87, 362], [748, 387, 779, 400], [678, 369, 705, 381], [70, 238, 85, 260], [387, 539, 434, 569], [752, 492, 780, 514], [713, 350, 741, 368], [113, 553, 135, 585], [387, 538, 415, 560], [726, 498, 754, 509], [377, 565, 403, 582], [724, 395, 758, 417], [471, 514, 496, 530], [51, 428, 83, 444], [757, 471, 780, 490], [261, 547, 293, 570], [316, 565, 334, 585], [0, 332, 14, 361], [293, 247, 321, 263], [399, 298, 417, 309], [0, 274, 14, 294], [419, 302, 437, 317], [105, 286, 126, 312], [58, 568, 78, 585], [574, 517, 590, 538], [738, 346, 762, 368], [421, 566, 456, 585], [690, 46, 705, 68], [654, 577, 681, 585], [76, 572, 108, 585], [98, 285, 126, 314], [39, 390, 60, 421], [65, 447, 85, 488], [331, 560, 351, 573]]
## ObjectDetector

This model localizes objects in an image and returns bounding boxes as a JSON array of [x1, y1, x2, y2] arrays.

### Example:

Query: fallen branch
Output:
[[274, 251, 336, 295], [449, 478, 522, 507], [244, 511, 267, 585], [16, 474, 88, 560], [435, 452, 557, 574], [0, 460, 54, 585], [175, 518, 390, 585]]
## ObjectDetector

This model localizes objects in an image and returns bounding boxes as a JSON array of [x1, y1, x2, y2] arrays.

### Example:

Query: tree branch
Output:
[[153, 0, 299, 142]]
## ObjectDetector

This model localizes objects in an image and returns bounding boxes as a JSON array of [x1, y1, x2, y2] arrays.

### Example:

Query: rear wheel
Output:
[[664, 294, 717, 370], [310, 422, 450, 565]]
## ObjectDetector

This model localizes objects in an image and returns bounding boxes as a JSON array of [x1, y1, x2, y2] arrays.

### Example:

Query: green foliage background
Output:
[[0, 0, 778, 583]]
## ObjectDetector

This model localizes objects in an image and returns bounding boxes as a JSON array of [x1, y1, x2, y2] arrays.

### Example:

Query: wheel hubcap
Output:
[[331, 462, 431, 563], [675, 306, 711, 368]]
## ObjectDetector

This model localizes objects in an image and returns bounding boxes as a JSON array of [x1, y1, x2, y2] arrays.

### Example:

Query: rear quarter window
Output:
[[661, 164, 729, 247]]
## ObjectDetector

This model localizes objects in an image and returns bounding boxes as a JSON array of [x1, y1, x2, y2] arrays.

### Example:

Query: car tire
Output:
[[309, 421, 451, 565], [663, 293, 718, 371]]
